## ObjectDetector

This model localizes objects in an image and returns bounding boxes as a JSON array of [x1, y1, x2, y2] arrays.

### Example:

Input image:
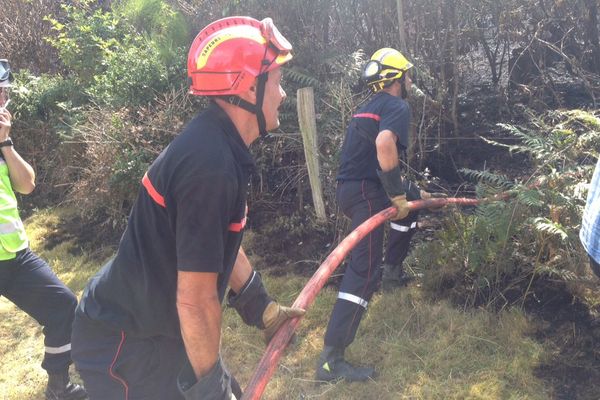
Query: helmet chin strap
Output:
[[221, 73, 269, 137], [399, 74, 408, 99], [255, 73, 268, 136]]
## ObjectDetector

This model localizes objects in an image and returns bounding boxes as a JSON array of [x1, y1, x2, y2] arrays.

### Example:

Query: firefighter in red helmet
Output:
[[71, 17, 304, 400]]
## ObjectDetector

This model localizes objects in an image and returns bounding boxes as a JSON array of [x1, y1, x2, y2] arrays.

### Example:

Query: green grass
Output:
[[222, 282, 550, 399], [1, 208, 553, 399]]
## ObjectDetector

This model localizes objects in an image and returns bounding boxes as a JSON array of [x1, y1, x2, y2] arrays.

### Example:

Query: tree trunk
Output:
[[584, 0, 600, 74], [441, 0, 459, 137], [396, 0, 408, 53]]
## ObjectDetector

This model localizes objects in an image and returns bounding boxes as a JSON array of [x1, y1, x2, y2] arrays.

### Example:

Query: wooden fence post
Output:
[[297, 87, 327, 222]]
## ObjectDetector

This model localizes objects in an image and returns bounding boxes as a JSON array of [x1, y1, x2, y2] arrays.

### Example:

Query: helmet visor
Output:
[[260, 18, 292, 53], [0, 60, 10, 84], [362, 60, 408, 82]]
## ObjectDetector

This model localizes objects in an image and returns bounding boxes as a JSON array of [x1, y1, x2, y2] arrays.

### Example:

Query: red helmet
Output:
[[188, 16, 293, 96]]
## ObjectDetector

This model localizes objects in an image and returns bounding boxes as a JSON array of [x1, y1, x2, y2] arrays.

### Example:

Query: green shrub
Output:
[[90, 42, 186, 107], [115, 0, 190, 53], [45, 0, 187, 107], [413, 109, 600, 308], [12, 71, 89, 132], [7, 71, 87, 206], [45, 1, 134, 86], [34, 0, 192, 238]]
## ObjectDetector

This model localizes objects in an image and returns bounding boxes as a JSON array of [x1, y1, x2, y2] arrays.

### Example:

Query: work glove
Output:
[[228, 271, 305, 344], [228, 271, 271, 329], [377, 166, 411, 220], [262, 301, 306, 344], [178, 356, 242, 400], [420, 189, 448, 210], [389, 194, 410, 220]]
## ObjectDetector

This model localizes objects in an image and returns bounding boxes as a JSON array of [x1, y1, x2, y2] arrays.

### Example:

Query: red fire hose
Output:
[[241, 196, 485, 400]]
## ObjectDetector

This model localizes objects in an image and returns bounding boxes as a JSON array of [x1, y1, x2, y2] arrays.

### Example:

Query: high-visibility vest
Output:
[[0, 159, 28, 260]]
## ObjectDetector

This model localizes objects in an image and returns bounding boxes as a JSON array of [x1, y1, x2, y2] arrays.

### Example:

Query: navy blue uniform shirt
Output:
[[79, 103, 254, 338], [337, 92, 410, 182]]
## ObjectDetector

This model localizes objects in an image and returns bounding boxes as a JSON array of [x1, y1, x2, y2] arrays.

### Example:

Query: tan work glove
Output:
[[262, 301, 306, 344], [419, 190, 448, 210], [390, 194, 410, 220]]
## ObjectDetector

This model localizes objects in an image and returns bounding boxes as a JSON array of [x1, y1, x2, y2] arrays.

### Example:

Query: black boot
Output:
[[315, 346, 375, 382], [381, 263, 414, 292], [45, 368, 88, 400]]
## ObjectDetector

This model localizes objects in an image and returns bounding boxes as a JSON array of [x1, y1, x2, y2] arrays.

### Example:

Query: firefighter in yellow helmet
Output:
[[316, 48, 444, 382], [363, 48, 413, 95]]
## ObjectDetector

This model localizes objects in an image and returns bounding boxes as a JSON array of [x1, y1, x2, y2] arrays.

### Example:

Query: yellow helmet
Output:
[[362, 48, 413, 92]]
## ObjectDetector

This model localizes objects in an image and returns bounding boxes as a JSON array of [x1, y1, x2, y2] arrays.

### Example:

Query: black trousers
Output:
[[0, 248, 77, 372], [324, 180, 418, 348], [72, 310, 187, 400]]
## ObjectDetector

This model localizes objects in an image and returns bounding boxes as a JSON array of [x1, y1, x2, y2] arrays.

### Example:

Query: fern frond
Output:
[[536, 265, 577, 281], [530, 217, 568, 241], [515, 188, 544, 207], [478, 132, 523, 154], [460, 168, 514, 190], [284, 68, 319, 87]]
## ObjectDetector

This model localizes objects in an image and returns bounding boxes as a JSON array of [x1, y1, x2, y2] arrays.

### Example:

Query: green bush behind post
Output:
[[14, 0, 192, 240]]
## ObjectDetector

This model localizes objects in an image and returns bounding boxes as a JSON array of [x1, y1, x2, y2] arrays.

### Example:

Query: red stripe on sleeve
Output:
[[142, 172, 166, 208], [228, 204, 248, 232], [353, 113, 381, 121]]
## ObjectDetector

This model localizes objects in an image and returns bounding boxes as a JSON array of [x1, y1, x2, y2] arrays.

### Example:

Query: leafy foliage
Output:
[[3, 0, 599, 248], [9, 0, 191, 237], [414, 109, 599, 308], [45, 0, 187, 107], [45, 1, 134, 86]]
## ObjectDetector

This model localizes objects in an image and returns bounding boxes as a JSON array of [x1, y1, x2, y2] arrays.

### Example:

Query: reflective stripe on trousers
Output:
[[390, 221, 417, 232], [337, 292, 368, 309]]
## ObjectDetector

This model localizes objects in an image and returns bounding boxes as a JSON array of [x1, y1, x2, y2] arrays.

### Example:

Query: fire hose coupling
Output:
[[227, 270, 272, 329]]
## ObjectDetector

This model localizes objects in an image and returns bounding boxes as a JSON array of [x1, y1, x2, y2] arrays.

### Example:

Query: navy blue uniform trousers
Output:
[[324, 180, 418, 348], [72, 310, 187, 400], [0, 248, 77, 372]]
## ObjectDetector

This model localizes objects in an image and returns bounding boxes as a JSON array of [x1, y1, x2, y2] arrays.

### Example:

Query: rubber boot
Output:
[[315, 346, 375, 382], [45, 368, 88, 400], [381, 263, 413, 292]]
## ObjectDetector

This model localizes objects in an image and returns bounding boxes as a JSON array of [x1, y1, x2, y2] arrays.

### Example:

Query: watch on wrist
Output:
[[0, 138, 13, 148]]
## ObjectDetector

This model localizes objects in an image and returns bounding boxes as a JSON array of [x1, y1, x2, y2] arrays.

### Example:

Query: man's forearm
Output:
[[1, 147, 35, 194], [178, 294, 222, 378], [177, 271, 223, 378]]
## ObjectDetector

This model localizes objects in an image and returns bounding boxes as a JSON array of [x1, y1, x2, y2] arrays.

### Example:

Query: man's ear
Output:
[[239, 78, 258, 104]]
